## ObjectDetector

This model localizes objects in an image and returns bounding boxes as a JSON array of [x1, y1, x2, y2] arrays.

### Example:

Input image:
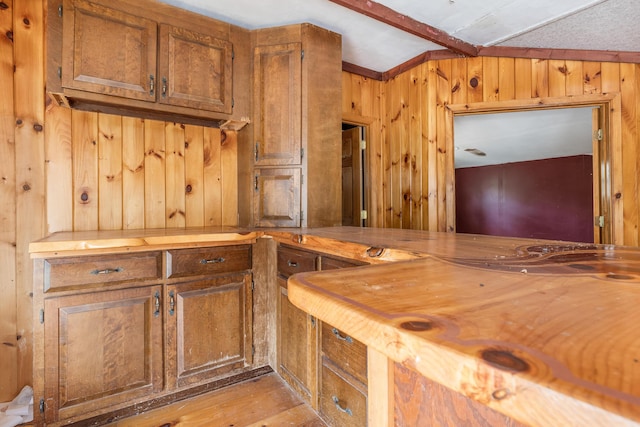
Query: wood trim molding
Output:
[[329, 0, 478, 57]]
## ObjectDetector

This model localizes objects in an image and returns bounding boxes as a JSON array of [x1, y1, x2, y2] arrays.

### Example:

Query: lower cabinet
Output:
[[34, 244, 254, 426], [166, 273, 253, 389], [276, 243, 368, 424], [319, 323, 368, 426], [42, 286, 164, 423]]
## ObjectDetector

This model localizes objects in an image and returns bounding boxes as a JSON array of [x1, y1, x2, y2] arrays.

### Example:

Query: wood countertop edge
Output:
[[29, 231, 261, 258], [287, 260, 640, 427]]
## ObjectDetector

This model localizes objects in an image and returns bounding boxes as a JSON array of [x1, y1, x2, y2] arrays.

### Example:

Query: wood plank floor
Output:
[[105, 373, 327, 427]]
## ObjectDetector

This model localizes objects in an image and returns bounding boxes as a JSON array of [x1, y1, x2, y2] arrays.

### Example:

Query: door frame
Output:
[[446, 93, 622, 245]]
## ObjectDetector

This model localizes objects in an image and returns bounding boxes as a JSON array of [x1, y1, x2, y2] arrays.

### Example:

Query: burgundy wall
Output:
[[455, 155, 594, 243]]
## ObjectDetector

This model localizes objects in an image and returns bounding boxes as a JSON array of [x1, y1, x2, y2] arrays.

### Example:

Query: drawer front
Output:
[[44, 252, 162, 292], [277, 245, 317, 278], [320, 255, 366, 270], [167, 245, 251, 278], [322, 323, 367, 385], [320, 363, 367, 427]]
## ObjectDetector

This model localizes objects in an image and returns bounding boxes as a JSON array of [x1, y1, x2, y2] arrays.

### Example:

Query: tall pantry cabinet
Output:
[[239, 24, 343, 227]]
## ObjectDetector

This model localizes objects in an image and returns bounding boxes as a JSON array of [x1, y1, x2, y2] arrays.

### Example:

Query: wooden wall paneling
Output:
[[498, 57, 515, 101], [466, 57, 483, 103], [425, 61, 438, 230], [436, 60, 452, 231], [203, 127, 222, 226], [144, 120, 167, 229], [386, 75, 403, 228], [184, 125, 205, 227], [566, 60, 584, 96], [221, 130, 238, 226], [45, 106, 72, 233], [349, 74, 363, 117], [583, 61, 602, 94], [358, 75, 374, 118], [450, 58, 468, 105], [165, 122, 186, 228], [14, 0, 45, 392], [601, 62, 621, 93], [482, 57, 499, 102], [409, 67, 423, 230], [72, 110, 99, 231], [98, 114, 123, 230], [532, 59, 549, 98], [620, 63, 639, 246], [514, 58, 533, 99], [122, 117, 145, 229], [342, 72, 353, 116], [0, 0, 16, 401], [548, 60, 567, 97]]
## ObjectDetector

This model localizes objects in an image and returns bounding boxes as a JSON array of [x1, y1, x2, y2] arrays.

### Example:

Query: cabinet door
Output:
[[62, 0, 157, 101], [253, 43, 302, 166], [43, 286, 163, 423], [254, 168, 301, 227], [278, 278, 318, 404], [158, 24, 233, 113], [166, 273, 253, 389]]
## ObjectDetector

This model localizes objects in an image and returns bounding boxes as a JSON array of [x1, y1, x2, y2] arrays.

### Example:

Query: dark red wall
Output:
[[455, 155, 594, 243]]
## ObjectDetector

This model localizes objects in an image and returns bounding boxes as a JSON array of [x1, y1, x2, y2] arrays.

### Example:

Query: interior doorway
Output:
[[341, 124, 367, 226], [446, 95, 617, 245]]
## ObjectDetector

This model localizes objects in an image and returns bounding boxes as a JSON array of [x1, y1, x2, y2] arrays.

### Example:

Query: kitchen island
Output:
[[282, 227, 640, 426]]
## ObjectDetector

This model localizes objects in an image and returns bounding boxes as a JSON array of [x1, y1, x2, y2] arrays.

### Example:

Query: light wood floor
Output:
[[105, 373, 327, 427]]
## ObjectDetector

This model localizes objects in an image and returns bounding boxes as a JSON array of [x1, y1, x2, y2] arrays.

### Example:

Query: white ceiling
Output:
[[454, 107, 594, 168], [159, 0, 639, 73]]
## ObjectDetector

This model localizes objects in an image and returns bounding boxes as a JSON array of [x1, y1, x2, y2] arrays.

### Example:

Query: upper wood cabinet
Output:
[[240, 24, 342, 228], [48, 0, 250, 125], [253, 42, 302, 166]]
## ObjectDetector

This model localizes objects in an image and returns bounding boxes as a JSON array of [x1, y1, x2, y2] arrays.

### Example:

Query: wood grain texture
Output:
[[0, 0, 16, 402], [14, 0, 45, 395], [342, 58, 639, 245], [288, 236, 640, 426]]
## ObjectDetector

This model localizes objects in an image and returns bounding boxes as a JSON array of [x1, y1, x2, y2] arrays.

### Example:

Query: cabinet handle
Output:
[[153, 291, 160, 317], [254, 176, 259, 191], [149, 75, 155, 95], [332, 327, 353, 344], [90, 267, 123, 275], [162, 77, 167, 98], [200, 257, 225, 264], [331, 396, 353, 416], [254, 142, 259, 162], [169, 290, 175, 316], [287, 260, 298, 268]]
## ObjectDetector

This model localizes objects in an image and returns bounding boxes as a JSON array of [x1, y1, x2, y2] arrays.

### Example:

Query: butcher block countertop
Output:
[[29, 226, 640, 425], [282, 228, 640, 426]]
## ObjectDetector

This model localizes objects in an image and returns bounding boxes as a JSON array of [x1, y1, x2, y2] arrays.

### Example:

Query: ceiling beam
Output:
[[329, 0, 478, 57]]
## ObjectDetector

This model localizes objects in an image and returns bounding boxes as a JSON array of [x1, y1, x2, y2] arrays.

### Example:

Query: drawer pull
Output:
[[153, 291, 160, 317], [200, 257, 225, 265], [287, 260, 298, 268], [332, 328, 353, 344], [90, 267, 123, 275], [331, 396, 353, 416]]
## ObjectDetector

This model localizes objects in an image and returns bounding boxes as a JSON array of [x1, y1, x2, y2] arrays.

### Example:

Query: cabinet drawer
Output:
[[44, 252, 162, 292], [320, 255, 366, 270], [277, 246, 317, 278], [322, 323, 367, 385], [320, 362, 367, 427], [167, 245, 251, 278]]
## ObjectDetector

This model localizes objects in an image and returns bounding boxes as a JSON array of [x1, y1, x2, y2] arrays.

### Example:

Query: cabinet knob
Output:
[[287, 260, 298, 268]]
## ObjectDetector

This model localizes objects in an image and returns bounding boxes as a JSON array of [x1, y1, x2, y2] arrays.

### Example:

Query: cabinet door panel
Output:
[[158, 24, 233, 113], [278, 281, 317, 403], [254, 168, 301, 227], [44, 286, 163, 422], [253, 43, 302, 166], [62, 0, 157, 101], [167, 273, 253, 388]]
